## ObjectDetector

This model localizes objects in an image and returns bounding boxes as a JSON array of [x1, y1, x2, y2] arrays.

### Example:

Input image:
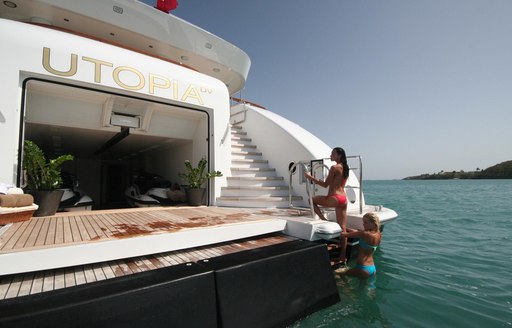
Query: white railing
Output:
[[288, 155, 364, 214], [287, 161, 314, 216]]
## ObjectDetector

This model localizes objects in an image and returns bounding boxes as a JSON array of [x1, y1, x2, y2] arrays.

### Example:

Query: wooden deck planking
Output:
[[91, 263, 106, 281], [67, 215, 80, 243], [74, 214, 90, 241], [96, 214, 118, 239], [34, 217, 51, 247], [101, 262, 117, 280], [14, 219, 33, 249], [125, 259, 143, 275], [54, 269, 65, 291], [122, 210, 160, 230], [160, 253, 181, 266], [42, 270, 54, 293], [81, 215, 102, 240], [74, 266, 87, 286], [112, 259, 133, 277], [1, 206, 292, 254], [24, 216, 45, 248], [18, 272, 35, 297], [105, 212, 134, 238], [81, 214, 105, 240], [45, 217, 57, 246], [0, 207, 298, 300], [83, 264, 96, 284], [197, 247, 219, 259], [30, 271, 45, 295], [64, 267, 75, 288], [8, 232, 294, 300], [96, 213, 120, 238], [54, 216, 64, 245], [5, 275, 23, 299], [1, 220, 29, 250]]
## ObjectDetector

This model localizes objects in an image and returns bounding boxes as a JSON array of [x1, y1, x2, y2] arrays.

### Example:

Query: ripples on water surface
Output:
[[292, 180, 512, 327]]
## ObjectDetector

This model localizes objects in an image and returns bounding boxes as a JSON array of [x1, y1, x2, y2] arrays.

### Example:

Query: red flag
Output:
[[156, 0, 178, 13]]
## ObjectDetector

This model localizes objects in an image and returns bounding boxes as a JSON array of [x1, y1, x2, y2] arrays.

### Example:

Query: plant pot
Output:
[[27, 190, 64, 217], [185, 188, 206, 206]]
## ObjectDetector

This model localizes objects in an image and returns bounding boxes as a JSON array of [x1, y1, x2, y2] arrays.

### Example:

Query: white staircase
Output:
[[217, 125, 302, 208]]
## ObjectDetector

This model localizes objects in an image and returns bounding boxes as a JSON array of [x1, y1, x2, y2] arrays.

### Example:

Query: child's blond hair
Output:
[[363, 212, 381, 232]]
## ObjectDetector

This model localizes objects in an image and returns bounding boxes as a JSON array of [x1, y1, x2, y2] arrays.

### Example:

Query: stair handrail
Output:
[[230, 96, 267, 110], [289, 155, 365, 215], [311, 156, 364, 214], [288, 161, 315, 217], [346, 155, 363, 214]]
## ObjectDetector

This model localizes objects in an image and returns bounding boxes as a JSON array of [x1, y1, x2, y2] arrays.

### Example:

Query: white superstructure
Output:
[[0, 0, 396, 246], [0, 0, 250, 95]]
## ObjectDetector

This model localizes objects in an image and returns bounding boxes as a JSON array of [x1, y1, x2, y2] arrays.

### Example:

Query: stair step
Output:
[[222, 186, 288, 191], [231, 141, 254, 147], [232, 159, 269, 164], [226, 177, 286, 187], [232, 151, 263, 156], [232, 167, 275, 172], [231, 136, 252, 142], [227, 176, 284, 181], [231, 151, 264, 160], [221, 186, 290, 197], [217, 196, 302, 201], [223, 124, 303, 208], [216, 197, 302, 208], [232, 144, 257, 149], [231, 168, 277, 177]]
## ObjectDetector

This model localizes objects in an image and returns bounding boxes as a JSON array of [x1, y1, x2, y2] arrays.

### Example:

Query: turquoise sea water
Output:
[[292, 179, 512, 327]]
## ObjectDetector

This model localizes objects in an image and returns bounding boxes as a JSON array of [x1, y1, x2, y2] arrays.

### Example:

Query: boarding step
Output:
[[231, 151, 263, 160], [216, 196, 303, 208], [231, 167, 276, 177], [231, 136, 252, 142], [227, 176, 284, 181], [231, 141, 254, 148], [231, 144, 257, 149], [232, 159, 268, 164], [232, 167, 275, 172], [231, 159, 269, 168], [231, 130, 247, 136], [231, 143, 257, 151], [232, 150, 262, 156], [221, 186, 289, 197], [226, 176, 285, 187]]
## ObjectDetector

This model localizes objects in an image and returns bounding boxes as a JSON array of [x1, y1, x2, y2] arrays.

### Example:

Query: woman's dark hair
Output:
[[333, 147, 349, 180]]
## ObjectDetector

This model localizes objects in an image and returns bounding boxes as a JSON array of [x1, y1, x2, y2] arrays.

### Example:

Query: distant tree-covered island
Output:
[[403, 160, 512, 180]]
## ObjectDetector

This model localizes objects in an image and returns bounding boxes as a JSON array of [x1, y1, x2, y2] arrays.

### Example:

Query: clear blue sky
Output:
[[142, 0, 512, 179]]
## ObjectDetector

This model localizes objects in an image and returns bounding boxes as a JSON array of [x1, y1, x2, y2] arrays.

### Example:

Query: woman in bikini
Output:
[[304, 147, 349, 264], [338, 212, 382, 277]]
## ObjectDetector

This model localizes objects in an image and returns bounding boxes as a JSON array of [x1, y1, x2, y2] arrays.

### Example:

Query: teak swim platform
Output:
[[0, 207, 339, 328], [0, 206, 300, 276]]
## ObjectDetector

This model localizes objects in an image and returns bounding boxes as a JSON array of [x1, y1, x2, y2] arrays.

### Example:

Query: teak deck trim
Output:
[[0, 233, 296, 300], [0, 206, 292, 275]]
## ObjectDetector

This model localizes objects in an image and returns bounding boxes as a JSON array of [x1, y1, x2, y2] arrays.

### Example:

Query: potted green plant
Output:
[[179, 158, 222, 206], [23, 140, 74, 216]]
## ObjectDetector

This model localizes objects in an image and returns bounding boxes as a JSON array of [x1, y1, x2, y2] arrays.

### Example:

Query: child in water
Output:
[[337, 212, 382, 277]]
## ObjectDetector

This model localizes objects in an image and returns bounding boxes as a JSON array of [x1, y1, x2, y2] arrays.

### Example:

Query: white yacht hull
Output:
[[0, 2, 396, 325]]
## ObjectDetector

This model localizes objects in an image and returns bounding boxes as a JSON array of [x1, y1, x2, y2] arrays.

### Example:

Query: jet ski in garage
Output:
[[59, 172, 94, 211], [124, 171, 182, 207]]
